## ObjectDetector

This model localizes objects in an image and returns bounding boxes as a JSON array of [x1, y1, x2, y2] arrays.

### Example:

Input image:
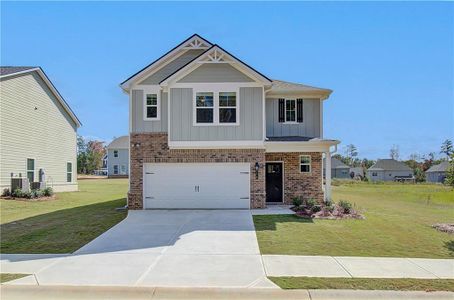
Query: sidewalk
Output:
[[2, 285, 454, 300], [262, 255, 454, 279]]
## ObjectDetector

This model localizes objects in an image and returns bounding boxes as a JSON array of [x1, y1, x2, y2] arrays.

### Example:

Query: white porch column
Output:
[[325, 151, 332, 201]]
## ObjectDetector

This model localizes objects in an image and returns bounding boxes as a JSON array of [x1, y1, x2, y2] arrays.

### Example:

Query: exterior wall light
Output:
[[255, 162, 260, 179]]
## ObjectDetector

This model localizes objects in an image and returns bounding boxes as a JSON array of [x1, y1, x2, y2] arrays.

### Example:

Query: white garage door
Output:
[[143, 163, 250, 209]]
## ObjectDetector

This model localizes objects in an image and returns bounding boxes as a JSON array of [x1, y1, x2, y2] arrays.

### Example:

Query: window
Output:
[[300, 155, 311, 173], [120, 165, 126, 175], [27, 158, 35, 182], [144, 93, 159, 120], [113, 165, 119, 175], [372, 172, 378, 176], [67, 162, 72, 182], [219, 92, 237, 123], [285, 99, 296, 122], [196, 92, 214, 123], [113, 150, 118, 158]]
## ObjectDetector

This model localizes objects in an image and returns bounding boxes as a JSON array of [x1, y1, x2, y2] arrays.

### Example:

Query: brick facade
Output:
[[265, 152, 324, 204], [129, 133, 266, 209]]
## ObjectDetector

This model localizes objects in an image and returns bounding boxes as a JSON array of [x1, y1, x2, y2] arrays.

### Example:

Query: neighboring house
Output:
[[121, 34, 340, 209], [350, 167, 365, 179], [106, 136, 129, 178], [367, 159, 413, 182], [426, 161, 449, 183], [323, 157, 350, 179], [0, 66, 81, 192]]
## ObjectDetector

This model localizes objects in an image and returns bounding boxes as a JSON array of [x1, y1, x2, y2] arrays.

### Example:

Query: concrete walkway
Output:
[[263, 255, 454, 279], [2, 286, 454, 300]]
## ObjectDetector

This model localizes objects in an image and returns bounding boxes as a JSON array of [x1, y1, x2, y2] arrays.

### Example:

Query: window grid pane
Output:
[[219, 108, 236, 123], [146, 94, 157, 106], [196, 93, 214, 107], [196, 108, 214, 123], [285, 100, 296, 122]]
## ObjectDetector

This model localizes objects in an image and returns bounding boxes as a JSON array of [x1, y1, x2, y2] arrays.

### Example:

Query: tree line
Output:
[[333, 139, 454, 184], [77, 135, 106, 174]]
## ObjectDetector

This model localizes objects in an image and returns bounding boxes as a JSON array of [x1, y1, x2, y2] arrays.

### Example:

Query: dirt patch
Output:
[[432, 223, 454, 234]]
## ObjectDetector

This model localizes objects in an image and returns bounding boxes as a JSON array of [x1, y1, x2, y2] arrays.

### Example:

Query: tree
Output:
[[345, 144, 358, 167], [77, 135, 88, 174], [440, 139, 453, 159], [86, 140, 106, 173], [390, 144, 400, 160], [445, 154, 454, 186]]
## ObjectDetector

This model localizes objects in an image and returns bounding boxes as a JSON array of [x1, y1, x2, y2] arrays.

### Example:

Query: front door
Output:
[[266, 162, 283, 203]]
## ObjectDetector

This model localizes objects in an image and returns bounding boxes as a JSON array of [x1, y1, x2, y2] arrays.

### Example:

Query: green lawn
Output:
[[0, 179, 128, 253], [0, 273, 29, 283], [254, 182, 454, 258], [270, 277, 454, 291]]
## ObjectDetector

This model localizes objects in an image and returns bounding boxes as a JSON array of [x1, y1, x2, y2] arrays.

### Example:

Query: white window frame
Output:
[[193, 86, 240, 126], [285, 99, 297, 124], [143, 87, 161, 121], [113, 164, 119, 175], [300, 155, 311, 173], [113, 150, 118, 158], [67, 161, 73, 183], [26, 158, 35, 183], [372, 172, 378, 176], [120, 164, 127, 175]]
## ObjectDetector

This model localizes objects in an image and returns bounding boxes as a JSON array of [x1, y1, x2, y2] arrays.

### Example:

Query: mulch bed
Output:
[[292, 206, 365, 220], [432, 223, 454, 234], [0, 195, 56, 201]]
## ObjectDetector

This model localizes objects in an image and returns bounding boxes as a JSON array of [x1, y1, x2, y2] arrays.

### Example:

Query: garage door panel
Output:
[[144, 163, 250, 209]]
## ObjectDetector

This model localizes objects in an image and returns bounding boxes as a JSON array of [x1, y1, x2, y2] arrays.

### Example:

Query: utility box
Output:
[[11, 178, 30, 192]]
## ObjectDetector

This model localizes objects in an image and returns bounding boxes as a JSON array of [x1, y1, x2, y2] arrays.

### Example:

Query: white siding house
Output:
[[0, 67, 81, 192], [106, 136, 129, 178]]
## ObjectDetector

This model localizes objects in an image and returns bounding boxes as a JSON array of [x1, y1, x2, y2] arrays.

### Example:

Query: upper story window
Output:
[[194, 90, 239, 126], [300, 155, 311, 173], [113, 150, 118, 158], [219, 92, 237, 123], [143, 89, 160, 121], [196, 92, 214, 123], [27, 158, 35, 183], [279, 98, 304, 123]]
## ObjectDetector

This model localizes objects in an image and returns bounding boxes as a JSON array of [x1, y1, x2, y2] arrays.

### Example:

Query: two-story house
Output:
[[121, 34, 339, 209], [106, 135, 129, 178]]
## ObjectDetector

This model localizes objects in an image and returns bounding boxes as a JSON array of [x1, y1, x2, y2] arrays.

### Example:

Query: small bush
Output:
[[21, 191, 32, 199], [42, 187, 54, 197], [31, 189, 43, 198], [305, 198, 317, 209], [311, 205, 322, 213], [2, 188, 11, 197], [11, 188, 24, 198], [338, 200, 353, 214], [292, 197, 302, 207]]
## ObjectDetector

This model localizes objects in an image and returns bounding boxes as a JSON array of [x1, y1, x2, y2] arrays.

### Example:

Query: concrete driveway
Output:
[[29, 210, 275, 288]]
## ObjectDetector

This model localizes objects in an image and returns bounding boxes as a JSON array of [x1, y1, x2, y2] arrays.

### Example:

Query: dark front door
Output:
[[266, 162, 283, 203]]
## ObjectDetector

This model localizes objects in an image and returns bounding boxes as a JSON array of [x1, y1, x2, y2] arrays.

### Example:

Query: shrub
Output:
[[2, 188, 11, 197], [311, 205, 322, 213], [31, 189, 44, 198], [42, 187, 54, 197], [11, 188, 24, 198], [21, 191, 32, 199], [338, 200, 353, 214], [292, 197, 302, 207], [305, 198, 317, 209]]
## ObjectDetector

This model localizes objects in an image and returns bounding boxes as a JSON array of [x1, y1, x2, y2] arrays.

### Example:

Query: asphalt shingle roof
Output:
[[0, 66, 38, 76], [107, 136, 129, 149], [368, 159, 412, 171], [426, 161, 450, 173], [269, 79, 332, 95]]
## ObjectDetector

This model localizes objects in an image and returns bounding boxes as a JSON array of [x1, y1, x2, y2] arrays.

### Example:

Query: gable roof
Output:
[[159, 44, 272, 86], [120, 34, 213, 90], [0, 66, 81, 127], [368, 159, 412, 171], [268, 79, 332, 100], [323, 157, 350, 169], [426, 161, 450, 173], [107, 135, 129, 150]]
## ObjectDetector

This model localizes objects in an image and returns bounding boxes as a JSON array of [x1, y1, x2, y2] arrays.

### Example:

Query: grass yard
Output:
[[0, 273, 29, 283], [269, 277, 454, 291], [0, 179, 128, 253], [254, 182, 454, 258]]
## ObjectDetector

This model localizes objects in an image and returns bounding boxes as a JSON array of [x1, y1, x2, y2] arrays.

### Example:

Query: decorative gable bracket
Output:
[[198, 48, 232, 63], [182, 36, 211, 50]]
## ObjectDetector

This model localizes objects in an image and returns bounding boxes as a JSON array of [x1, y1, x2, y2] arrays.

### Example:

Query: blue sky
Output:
[[2, 2, 453, 160]]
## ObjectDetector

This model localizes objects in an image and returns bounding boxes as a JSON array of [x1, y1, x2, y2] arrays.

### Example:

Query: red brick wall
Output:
[[129, 133, 266, 209], [265, 152, 324, 204]]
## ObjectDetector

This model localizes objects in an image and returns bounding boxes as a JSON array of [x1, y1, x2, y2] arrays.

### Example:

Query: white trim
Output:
[[169, 140, 265, 149], [320, 101, 323, 138], [120, 35, 213, 90], [262, 87, 266, 141], [192, 86, 240, 126], [160, 46, 272, 86], [284, 99, 297, 123], [113, 164, 119, 175], [66, 161, 73, 183], [142, 86, 161, 121], [265, 161, 284, 203], [113, 150, 119, 158], [1, 68, 81, 127], [170, 82, 263, 89], [265, 140, 340, 153], [299, 155, 311, 173], [26, 158, 35, 182]]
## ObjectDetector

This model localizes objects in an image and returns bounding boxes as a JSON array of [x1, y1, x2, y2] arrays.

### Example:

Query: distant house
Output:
[[350, 167, 365, 179], [426, 161, 449, 183], [323, 157, 350, 179], [367, 159, 413, 182], [106, 136, 129, 178], [0, 66, 81, 192]]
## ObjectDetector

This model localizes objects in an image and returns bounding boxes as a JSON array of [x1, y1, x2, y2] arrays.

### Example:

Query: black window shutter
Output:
[[278, 99, 285, 122], [297, 99, 304, 123]]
